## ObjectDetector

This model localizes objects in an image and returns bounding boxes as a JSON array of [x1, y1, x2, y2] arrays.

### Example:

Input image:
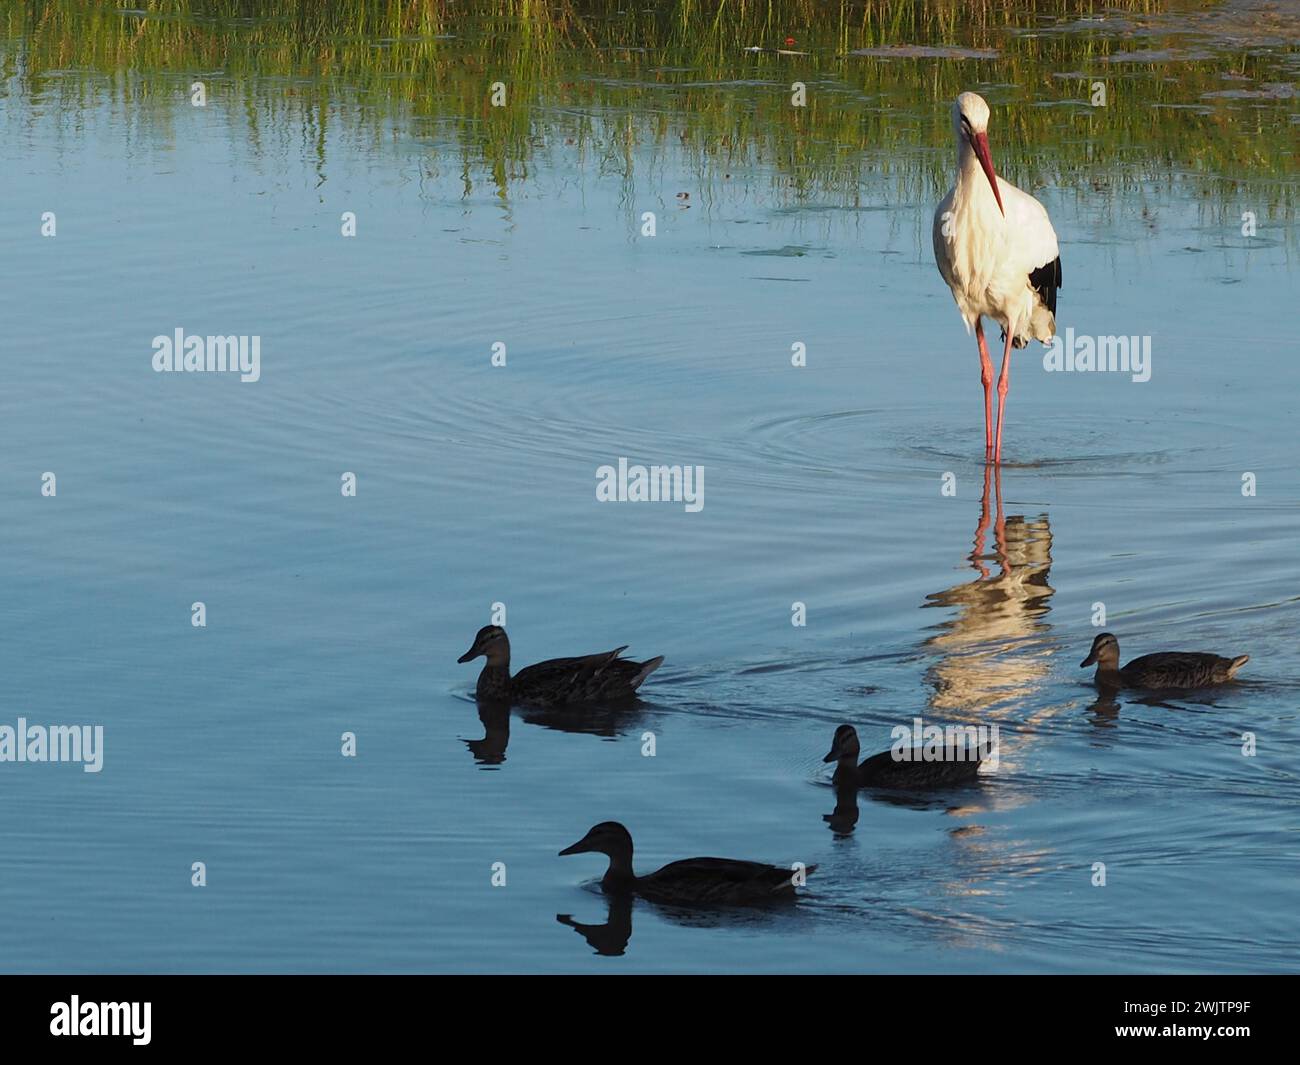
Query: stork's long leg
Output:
[[993, 328, 1014, 464], [974, 320, 994, 456]]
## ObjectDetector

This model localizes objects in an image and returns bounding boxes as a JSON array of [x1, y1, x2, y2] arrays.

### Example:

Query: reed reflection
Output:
[[12, 0, 1294, 225]]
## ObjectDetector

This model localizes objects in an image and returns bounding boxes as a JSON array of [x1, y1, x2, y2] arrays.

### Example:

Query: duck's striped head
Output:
[[458, 624, 509, 664], [823, 724, 861, 763], [1081, 632, 1120, 668]]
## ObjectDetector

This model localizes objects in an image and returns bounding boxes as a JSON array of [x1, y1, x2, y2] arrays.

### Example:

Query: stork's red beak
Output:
[[972, 131, 1004, 217]]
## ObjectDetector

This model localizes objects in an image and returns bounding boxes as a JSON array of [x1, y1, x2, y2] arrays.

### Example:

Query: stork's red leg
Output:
[[993, 329, 1014, 464], [975, 320, 994, 456]]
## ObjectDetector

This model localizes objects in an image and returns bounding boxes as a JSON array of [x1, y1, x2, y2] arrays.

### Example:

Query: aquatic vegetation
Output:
[[3, 0, 1295, 224]]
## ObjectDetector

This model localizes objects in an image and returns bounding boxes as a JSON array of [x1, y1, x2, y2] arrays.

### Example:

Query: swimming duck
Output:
[[457, 625, 663, 706], [1080, 632, 1248, 689], [559, 821, 814, 907], [823, 724, 986, 790]]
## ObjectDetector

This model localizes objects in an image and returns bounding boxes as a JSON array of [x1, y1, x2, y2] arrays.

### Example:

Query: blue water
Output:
[[1, 7, 1298, 973]]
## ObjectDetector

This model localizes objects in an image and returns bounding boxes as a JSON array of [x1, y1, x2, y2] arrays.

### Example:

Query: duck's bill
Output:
[[1080, 651, 1098, 667], [456, 646, 479, 663], [822, 749, 837, 763], [558, 839, 591, 857]]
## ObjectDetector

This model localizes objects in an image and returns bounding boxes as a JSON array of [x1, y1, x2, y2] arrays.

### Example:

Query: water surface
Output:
[[0, 0, 1297, 973]]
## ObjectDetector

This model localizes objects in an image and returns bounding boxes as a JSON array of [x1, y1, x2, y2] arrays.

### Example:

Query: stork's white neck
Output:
[[955, 136, 981, 180]]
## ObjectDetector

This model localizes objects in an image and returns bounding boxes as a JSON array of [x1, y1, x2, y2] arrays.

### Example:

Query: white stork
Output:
[[932, 92, 1062, 464]]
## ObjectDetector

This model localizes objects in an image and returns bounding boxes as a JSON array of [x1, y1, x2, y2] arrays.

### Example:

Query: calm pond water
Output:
[[0, 0, 1297, 973]]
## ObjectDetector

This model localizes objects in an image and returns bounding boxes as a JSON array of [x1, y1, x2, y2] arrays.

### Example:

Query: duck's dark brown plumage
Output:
[[458, 625, 663, 707], [824, 724, 986, 790], [559, 822, 813, 907], [1081, 632, 1248, 689]]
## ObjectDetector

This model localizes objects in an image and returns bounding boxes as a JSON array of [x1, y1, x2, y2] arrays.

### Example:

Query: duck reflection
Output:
[[922, 462, 1055, 716], [1086, 683, 1123, 725], [515, 700, 647, 738], [822, 779, 861, 836], [462, 693, 649, 767], [825, 779, 965, 826], [464, 700, 511, 765], [555, 890, 805, 958], [556, 894, 633, 957]]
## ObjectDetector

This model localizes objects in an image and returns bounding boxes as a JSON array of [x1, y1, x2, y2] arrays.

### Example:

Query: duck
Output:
[[559, 821, 814, 907], [823, 724, 986, 790], [1080, 632, 1248, 689], [457, 625, 663, 706]]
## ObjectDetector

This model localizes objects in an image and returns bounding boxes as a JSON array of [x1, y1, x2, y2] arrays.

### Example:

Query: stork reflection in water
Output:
[[922, 463, 1055, 721]]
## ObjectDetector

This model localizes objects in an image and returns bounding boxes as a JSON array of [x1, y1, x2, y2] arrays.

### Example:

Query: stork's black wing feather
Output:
[[1029, 255, 1062, 315]]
